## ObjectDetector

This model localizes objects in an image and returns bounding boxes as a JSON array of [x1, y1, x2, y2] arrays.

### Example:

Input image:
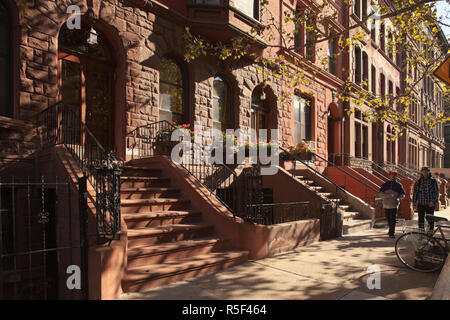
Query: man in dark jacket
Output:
[[413, 166, 440, 231], [379, 171, 405, 238]]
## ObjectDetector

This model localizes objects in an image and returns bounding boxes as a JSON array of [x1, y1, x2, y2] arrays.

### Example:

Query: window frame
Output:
[[293, 93, 313, 144], [212, 75, 234, 132], [0, 0, 12, 118], [158, 56, 188, 125]]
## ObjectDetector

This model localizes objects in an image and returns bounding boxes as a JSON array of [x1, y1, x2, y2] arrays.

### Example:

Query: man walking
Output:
[[379, 171, 405, 238], [413, 166, 440, 231]]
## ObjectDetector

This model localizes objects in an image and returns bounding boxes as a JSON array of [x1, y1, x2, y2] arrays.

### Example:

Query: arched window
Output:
[[0, 1, 11, 117], [159, 56, 186, 124], [212, 76, 233, 132]]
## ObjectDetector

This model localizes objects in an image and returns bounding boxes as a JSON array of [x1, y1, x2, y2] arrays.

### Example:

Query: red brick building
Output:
[[0, 0, 446, 299]]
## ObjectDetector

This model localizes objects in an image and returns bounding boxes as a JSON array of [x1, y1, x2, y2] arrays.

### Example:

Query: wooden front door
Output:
[[58, 52, 114, 149]]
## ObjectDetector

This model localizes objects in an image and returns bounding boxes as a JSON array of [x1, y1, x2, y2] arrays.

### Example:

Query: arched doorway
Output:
[[250, 85, 277, 139], [57, 23, 116, 149], [327, 102, 341, 163]]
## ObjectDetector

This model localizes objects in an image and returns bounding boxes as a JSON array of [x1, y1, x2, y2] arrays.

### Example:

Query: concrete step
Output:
[[121, 176, 171, 188], [342, 219, 372, 235], [339, 204, 351, 211], [121, 187, 180, 200], [123, 211, 202, 228], [127, 237, 229, 268], [127, 223, 215, 248], [122, 166, 162, 177], [342, 211, 360, 220], [121, 198, 191, 213], [318, 192, 333, 198], [122, 251, 248, 292]]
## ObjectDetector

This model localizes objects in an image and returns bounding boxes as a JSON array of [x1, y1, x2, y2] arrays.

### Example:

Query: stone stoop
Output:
[[120, 162, 248, 293], [293, 173, 372, 235]]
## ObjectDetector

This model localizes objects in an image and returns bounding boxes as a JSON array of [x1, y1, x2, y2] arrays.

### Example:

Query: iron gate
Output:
[[0, 176, 88, 300]]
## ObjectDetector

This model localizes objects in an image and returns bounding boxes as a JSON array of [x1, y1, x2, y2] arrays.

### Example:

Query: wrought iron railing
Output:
[[328, 153, 393, 181], [244, 201, 310, 225], [127, 120, 238, 216], [299, 149, 380, 206], [38, 103, 122, 242], [383, 161, 419, 180]]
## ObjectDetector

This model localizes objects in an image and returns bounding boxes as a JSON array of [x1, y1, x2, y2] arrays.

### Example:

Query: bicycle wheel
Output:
[[395, 232, 447, 273]]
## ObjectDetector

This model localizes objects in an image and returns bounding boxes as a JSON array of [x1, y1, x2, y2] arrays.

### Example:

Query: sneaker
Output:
[[389, 234, 395, 238]]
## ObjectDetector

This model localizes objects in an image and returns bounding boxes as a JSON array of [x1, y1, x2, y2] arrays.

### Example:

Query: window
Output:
[[159, 57, 186, 124], [305, 18, 315, 62], [371, 65, 376, 94], [251, 87, 269, 136], [380, 23, 385, 51], [362, 52, 368, 90], [370, 20, 376, 43], [328, 39, 337, 75], [362, 0, 367, 19], [293, 94, 312, 143], [388, 80, 393, 106], [380, 73, 385, 100], [294, 8, 304, 54], [354, 0, 361, 18], [355, 47, 361, 84], [234, 0, 260, 20], [387, 32, 393, 60], [0, 1, 11, 117], [212, 76, 233, 131]]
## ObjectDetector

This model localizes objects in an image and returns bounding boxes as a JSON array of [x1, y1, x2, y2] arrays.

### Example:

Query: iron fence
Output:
[[244, 201, 310, 225], [0, 176, 88, 300], [39, 103, 122, 242]]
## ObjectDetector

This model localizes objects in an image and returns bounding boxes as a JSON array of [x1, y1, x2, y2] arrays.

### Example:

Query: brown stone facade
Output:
[[0, 0, 344, 166]]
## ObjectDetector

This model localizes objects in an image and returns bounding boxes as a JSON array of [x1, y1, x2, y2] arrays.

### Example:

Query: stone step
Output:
[[122, 166, 162, 177], [123, 211, 202, 228], [342, 219, 372, 235], [121, 176, 171, 188], [122, 251, 248, 292], [338, 204, 351, 211], [127, 237, 229, 268], [127, 223, 215, 248], [121, 198, 191, 213], [318, 192, 333, 198], [121, 187, 180, 200], [342, 211, 360, 220]]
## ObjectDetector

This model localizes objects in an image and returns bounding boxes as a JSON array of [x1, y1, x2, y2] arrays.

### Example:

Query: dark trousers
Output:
[[418, 204, 435, 230], [385, 208, 397, 236]]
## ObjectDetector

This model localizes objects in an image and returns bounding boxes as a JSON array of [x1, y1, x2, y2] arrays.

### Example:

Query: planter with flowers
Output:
[[280, 141, 316, 169], [155, 123, 193, 156]]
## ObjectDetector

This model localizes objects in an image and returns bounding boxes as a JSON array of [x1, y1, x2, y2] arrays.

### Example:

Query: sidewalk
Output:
[[119, 207, 450, 300]]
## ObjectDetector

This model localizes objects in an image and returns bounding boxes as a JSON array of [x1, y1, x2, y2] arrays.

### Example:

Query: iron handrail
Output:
[[306, 149, 379, 193], [384, 160, 418, 180], [278, 146, 346, 196], [38, 102, 122, 241], [127, 120, 238, 216], [328, 153, 393, 181]]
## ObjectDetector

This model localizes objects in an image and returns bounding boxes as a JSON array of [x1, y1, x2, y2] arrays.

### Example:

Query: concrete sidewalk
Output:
[[119, 208, 450, 300]]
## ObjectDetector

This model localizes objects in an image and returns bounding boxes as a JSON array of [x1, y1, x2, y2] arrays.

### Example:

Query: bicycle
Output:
[[395, 214, 450, 273]]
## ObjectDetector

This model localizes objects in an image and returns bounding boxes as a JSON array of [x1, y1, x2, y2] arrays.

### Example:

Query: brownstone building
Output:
[[0, 0, 447, 299]]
